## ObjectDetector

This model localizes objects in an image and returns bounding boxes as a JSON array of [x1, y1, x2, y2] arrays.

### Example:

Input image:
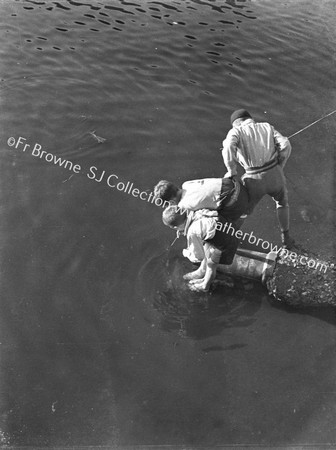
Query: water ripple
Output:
[[135, 250, 261, 339], [1, 0, 335, 444]]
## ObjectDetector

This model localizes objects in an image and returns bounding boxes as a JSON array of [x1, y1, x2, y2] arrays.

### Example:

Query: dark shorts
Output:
[[205, 217, 239, 265], [217, 179, 249, 222], [242, 165, 289, 212]]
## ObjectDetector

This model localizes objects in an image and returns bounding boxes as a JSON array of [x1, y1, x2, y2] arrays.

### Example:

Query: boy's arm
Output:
[[182, 220, 206, 273], [188, 243, 220, 292], [183, 228, 205, 264], [273, 128, 292, 168], [222, 129, 239, 178]]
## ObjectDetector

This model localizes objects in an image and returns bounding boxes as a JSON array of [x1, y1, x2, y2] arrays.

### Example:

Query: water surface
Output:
[[0, 0, 335, 447]]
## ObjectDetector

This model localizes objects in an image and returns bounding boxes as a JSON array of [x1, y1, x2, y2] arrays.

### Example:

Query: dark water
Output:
[[0, 0, 335, 447]]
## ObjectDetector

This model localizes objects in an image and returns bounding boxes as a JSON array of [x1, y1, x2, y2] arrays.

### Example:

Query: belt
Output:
[[245, 157, 278, 175]]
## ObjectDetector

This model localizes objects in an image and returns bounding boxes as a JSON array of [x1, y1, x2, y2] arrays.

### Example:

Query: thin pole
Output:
[[170, 235, 179, 247], [170, 230, 181, 247], [288, 109, 336, 139]]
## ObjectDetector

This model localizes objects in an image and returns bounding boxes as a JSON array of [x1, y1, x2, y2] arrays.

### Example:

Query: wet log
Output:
[[266, 250, 335, 307]]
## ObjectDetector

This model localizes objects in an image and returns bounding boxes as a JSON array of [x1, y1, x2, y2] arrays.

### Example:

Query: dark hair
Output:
[[230, 109, 252, 125], [162, 205, 187, 227], [153, 180, 179, 202]]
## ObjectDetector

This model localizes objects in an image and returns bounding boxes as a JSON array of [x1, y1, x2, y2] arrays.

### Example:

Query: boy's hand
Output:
[[184, 271, 204, 281]]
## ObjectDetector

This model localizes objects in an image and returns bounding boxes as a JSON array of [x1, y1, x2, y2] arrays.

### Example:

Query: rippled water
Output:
[[1, 0, 335, 447]]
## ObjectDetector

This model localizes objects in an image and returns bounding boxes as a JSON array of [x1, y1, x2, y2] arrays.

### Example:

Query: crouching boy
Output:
[[162, 205, 239, 292]]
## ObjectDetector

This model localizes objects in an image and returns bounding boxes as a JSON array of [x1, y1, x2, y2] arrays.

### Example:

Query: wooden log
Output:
[[216, 247, 335, 306], [265, 249, 335, 307]]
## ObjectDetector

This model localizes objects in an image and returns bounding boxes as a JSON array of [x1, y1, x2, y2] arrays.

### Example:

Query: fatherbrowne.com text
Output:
[[215, 220, 328, 273]]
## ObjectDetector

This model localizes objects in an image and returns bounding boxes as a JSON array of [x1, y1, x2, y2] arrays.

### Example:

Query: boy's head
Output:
[[162, 205, 187, 230], [230, 109, 252, 125], [154, 180, 180, 202]]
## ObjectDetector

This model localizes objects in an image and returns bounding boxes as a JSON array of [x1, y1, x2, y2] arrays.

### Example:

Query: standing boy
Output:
[[222, 109, 294, 248]]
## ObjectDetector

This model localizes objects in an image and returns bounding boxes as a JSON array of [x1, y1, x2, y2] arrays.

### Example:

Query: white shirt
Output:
[[222, 119, 291, 177], [183, 210, 218, 262], [178, 178, 222, 211]]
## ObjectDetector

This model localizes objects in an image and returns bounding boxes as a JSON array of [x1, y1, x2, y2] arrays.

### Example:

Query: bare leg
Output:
[[277, 206, 295, 249], [276, 205, 290, 232], [189, 259, 217, 292], [183, 258, 206, 281]]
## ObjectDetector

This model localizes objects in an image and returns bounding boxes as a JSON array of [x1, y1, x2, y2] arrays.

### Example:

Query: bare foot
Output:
[[183, 271, 204, 281], [188, 277, 204, 285]]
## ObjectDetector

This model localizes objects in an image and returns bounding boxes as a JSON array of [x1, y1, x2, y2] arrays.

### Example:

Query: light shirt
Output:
[[183, 210, 218, 262], [178, 178, 222, 211], [222, 119, 291, 177]]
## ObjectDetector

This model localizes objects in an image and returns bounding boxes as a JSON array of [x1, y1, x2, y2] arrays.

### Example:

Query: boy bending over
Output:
[[162, 205, 239, 292], [154, 177, 249, 224]]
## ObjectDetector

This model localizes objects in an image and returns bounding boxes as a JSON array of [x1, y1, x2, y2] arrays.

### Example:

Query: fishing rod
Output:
[[285, 109, 335, 227], [170, 230, 182, 247], [170, 109, 336, 248], [288, 109, 336, 139]]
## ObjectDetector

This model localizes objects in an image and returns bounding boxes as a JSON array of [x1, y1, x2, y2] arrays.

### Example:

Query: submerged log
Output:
[[215, 247, 335, 307], [266, 250, 335, 307]]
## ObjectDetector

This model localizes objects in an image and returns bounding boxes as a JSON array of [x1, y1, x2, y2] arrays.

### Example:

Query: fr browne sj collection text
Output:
[[6, 135, 330, 273], [7, 136, 169, 207]]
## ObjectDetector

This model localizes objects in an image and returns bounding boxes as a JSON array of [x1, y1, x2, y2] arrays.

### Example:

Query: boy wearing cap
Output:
[[222, 109, 294, 249], [162, 205, 239, 292]]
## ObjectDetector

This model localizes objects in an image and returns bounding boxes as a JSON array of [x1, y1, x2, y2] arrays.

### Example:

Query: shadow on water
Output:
[[268, 296, 336, 327]]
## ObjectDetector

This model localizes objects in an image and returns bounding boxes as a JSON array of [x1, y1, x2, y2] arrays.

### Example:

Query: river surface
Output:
[[0, 0, 335, 447]]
